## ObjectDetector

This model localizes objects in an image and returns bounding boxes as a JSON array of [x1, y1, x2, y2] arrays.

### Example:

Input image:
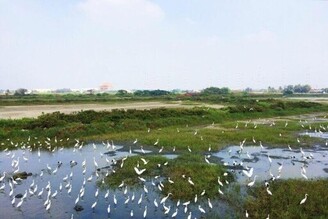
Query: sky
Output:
[[1, 0, 328, 90]]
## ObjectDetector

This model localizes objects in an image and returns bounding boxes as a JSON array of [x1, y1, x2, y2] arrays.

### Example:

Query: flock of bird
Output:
[[0, 114, 327, 219]]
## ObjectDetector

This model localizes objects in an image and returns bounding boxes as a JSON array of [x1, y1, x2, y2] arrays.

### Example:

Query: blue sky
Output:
[[1, 0, 328, 90]]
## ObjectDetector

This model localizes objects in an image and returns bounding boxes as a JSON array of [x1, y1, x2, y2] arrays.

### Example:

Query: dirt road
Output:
[[0, 101, 224, 119]]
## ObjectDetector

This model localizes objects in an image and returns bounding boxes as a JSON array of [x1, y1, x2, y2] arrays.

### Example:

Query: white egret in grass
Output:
[[187, 177, 194, 186], [266, 187, 273, 196], [300, 194, 308, 205], [154, 139, 159, 146], [134, 167, 146, 175], [245, 210, 249, 218], [133, 139, 138, 144]]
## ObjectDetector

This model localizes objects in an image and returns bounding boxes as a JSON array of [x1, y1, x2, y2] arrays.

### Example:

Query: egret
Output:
[[266, 187, 273, 196], [91, 201, 97, 209], [46, 200, 51, 211], [247, 175, 257, 187], [171, 208, 178, 218], [208, 198, 213, 209], [134, 167, 146, 175], [138, 194, 143, 205], [300, 194, 308, 205], [160, 193, 172, 204], [107, 204, 111, 214], [198, 205, 206, 213], [187, 177, 194, 186], [16, 198, 24, 208], [143, 205, 147, 218], [153, 198, 158, 207]]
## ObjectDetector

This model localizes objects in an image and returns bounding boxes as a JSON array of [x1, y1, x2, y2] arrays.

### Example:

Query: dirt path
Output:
[[0, 101, 224, 119]]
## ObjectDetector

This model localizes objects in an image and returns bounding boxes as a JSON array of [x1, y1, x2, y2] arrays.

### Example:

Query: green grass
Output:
[[244, 179, 328, 219], [101, 153, 232, 201]]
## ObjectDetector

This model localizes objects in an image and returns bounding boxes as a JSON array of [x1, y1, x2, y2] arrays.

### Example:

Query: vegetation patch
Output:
[[244, 179, 328, 219]]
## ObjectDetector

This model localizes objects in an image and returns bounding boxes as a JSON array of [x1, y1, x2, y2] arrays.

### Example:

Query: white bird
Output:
[[171, 208, 178, 218], [143, 205, 147, 218], [107, 204, 111, 214], [154, 139, 159, 145], [266, 187, 273, 196], [134, 167, 146, 175], [16, 198, 24, 208], [248, 175, 257, 187], [75, 195, 80, 205], [46, 200, 51, 211], [208, 198, 213, 209], [154, 198, 158, 207], [144, 185, 148, 193], [300, 194, 308, 205], [91, 201, 97, 209], [133, 139, 138, 144], [160, 193, 172, 204], [243, 167, 254, 178], [51, 190, 58, 198], [138, 194, 143, 205], [187, 177, 194, 186], [198, 205, 206, 213], [104, 190, 109, 199], [113, 195, 117, 205]]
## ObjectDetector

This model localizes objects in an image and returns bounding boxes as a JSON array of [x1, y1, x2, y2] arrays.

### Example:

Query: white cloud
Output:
[[78, 0, 164, 30]]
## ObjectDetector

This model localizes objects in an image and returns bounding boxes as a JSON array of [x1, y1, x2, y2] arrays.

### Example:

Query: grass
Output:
[[101, 153, 232, 201], [244, 179, 328, 219], [102, 155, 169, 187]]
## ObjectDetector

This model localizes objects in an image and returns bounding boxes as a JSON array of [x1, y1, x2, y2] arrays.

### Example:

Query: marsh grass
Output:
[[101, 153, 232, 201], [244, 179, 328, 219]]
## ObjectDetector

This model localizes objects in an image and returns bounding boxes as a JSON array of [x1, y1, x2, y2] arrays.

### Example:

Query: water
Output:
[[213, 144, 328, 184], [0, 144, 209, 219]]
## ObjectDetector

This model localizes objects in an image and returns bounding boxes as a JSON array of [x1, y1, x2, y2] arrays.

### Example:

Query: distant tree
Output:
[[116, 90, 128, 96], [322, 88, 328, 93], [244, 87, 253, 93], [201, 87, 231, 95], [133, 90, 170, 96], [267, 86, 276, 93], [294, 84, 311, 93], [14, 88, 28, 96], [283, 85, 294, 95]]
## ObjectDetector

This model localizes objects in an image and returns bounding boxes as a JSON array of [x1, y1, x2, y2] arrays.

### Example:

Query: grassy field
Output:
[[1, 95, 328, 218]]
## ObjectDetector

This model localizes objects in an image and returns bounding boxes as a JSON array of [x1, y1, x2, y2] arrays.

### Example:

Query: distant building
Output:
[[99, 83, 112, 92]]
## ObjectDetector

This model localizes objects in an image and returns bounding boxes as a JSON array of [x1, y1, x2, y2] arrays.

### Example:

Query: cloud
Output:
[[78, 0, 164, 30]]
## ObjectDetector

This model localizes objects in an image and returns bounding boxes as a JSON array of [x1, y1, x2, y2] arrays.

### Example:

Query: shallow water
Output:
[[213, 143, 328, 184], [0, 144, 216, 219]]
